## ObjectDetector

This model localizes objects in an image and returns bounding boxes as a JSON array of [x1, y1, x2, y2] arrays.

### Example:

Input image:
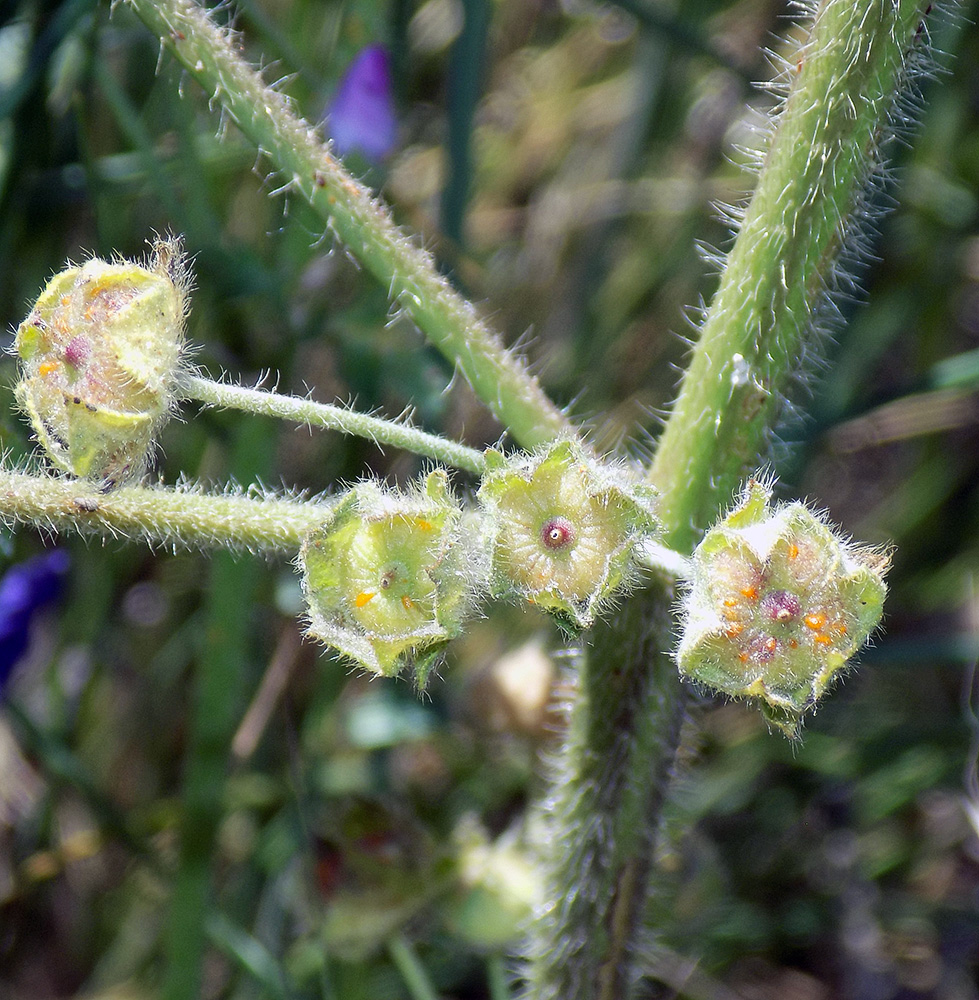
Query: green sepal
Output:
[[13, 237, 188, 486], [677, 479, 889, 737], [477, 439, 659, 629], [300, 470, 479, 685]]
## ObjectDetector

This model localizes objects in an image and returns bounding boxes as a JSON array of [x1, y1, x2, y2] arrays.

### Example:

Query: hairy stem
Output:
[[0, 467, 330, 554], [124, 0, 574, 450], [649, 0, 932, 551], [181, 374, 487, 474], [527, 2, 935, 997], [523, 589, 685, 1000]]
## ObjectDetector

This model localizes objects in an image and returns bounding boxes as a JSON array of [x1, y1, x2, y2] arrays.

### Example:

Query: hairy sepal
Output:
[[478, 440, 659, 630], [677, 479, 889, 737], [14, 236, 190, 488], [300, 470, 483, 686]]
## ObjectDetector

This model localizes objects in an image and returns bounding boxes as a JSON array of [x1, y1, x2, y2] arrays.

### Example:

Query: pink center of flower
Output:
[[64, 335, 90, 369], [540, 517, 575, 551], [760, 589, 802, 624]]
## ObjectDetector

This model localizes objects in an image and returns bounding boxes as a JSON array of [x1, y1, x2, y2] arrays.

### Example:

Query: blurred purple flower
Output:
[[325, 45, 398, 163], [0, 549, 70, 694]]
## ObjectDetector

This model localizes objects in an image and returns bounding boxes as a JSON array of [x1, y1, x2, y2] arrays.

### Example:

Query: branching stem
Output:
[[124, 0, 575, 451], [181, 374, 487, 475], [0, 467, 330, 554], [524, 2, 935, 997], [649, 0, 932, 551]]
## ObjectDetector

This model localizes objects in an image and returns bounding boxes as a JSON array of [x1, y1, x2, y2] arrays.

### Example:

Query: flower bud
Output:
[[677, 479, 889, 736], [300, 471, 478, 686], [14, 236, 189, 486], [477, 440, 659, 630]]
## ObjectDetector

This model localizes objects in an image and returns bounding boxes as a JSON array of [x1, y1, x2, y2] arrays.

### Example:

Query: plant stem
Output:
[[523, 589, 685, 1000], [162, 421, 268, 1000], [0, 467, 331, 554], [181, 374, 487, 474], [526, 2, 935, 997], [648, 0, 933, 552], [387, 933, 441, 1000], [124, 0, 575, 451], [634, 538, 692, 580], [487, 954, 512, 1000]]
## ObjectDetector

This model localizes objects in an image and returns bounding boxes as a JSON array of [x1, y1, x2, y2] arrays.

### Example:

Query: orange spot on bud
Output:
[[804, 612, 827, 631], [401, 594, 416, 611], [789, 639, 798, 648], [355, 591, 376, 608], [764, 637, 777, 653], [814, 633, 832, 646], [724, 623, 744, 638], [740, 586, 758, 601], [723, 598, 738, 608], [414, 519, 433, 531], [788, 543, 799, 559], [38, 361, 58, 377], [832, 621, 848, 636]]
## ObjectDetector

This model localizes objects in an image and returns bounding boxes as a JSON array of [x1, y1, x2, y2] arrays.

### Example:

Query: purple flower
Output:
[[325, 45, 398, 163], [0, 549, 70, 693]]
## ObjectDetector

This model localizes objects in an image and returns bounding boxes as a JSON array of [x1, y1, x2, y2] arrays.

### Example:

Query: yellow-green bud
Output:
[[477, 440, 659, 630], [14, 236, 189, 486], [677, 479, 890, 737], [300, 470, 479, 686]]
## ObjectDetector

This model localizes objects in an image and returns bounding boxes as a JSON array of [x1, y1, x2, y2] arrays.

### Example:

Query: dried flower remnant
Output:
[[677, 479, 889, 736], [325, 45, 398, 163], [300, 471, 478, 686], [478, 440, 659, 629], [14, 237, 190, 486]]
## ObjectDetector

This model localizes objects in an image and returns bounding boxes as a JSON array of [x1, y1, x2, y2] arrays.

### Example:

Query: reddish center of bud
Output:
[[540, 516, 575, 551], [760, 589, 802, 624], [64, 335, 91, 369]]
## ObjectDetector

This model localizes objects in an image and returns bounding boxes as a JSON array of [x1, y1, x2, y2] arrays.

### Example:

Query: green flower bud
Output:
[[677, 479, 890, 736], [477, 440, 659, 629], [14, 236, 189, 486], [300, 470, 478, 686]]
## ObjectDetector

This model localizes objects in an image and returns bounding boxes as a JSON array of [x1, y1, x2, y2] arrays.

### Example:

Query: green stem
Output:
[[487, 954, 511, 1000], [441, 0, 490, 248], [124, 0, 574, 451], [635, 538, 692, 580], [181, 374, 487, 475], [523, 589, 685, 1000], [610, 0, 754, 85], [206, 912, 290, 999], [162, 421, 268, 1000], [649, 0, 932, 551], [0, 467, 330, 554], [527, 2, 935, 997], [387, 934, 441, 1000]]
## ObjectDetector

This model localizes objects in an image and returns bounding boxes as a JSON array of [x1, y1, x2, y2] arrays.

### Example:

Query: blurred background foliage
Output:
[[0, 0, 978, 997]]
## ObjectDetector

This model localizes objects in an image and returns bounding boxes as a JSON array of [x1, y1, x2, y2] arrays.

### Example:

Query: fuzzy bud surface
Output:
[[477, 440, 658, 629], [677, 479, 889, 736], [14, 237, 189, 486], [300, 471, 477, 685]]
